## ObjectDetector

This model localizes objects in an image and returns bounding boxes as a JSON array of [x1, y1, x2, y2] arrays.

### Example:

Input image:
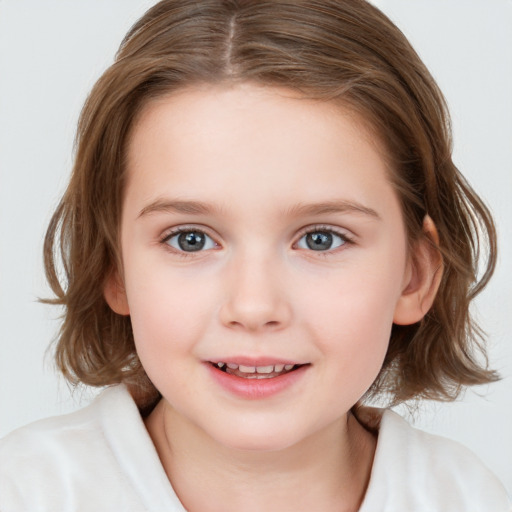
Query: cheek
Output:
[[123, 264, 217, 365], [315, 291, 393, 402], [301, 260, 403, 340], [298, 260, 404, 389], [315, 285, 394, 365]]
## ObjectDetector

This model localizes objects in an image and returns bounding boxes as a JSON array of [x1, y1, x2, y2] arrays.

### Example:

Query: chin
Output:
[[207, 420, 312, 454]]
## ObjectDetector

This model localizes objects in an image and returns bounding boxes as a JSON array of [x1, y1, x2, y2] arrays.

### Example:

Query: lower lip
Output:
[[206, 364, 309, 399]]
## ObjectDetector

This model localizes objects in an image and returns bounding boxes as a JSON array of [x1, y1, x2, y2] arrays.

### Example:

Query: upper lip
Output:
[[207, 357, 305, 367]]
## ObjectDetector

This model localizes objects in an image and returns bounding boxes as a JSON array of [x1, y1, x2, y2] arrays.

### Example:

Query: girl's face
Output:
[[111, 84, 416, 451]]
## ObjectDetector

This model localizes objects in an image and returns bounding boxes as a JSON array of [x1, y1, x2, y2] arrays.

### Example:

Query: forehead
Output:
[[124, 84, 398, 221], [128, 84, 386, 164]]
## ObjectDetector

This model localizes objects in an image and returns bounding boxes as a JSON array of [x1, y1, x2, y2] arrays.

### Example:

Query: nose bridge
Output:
[[219, 244, 291, 331]]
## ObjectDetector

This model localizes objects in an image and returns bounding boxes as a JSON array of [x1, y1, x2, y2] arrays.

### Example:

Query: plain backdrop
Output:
[[1, 0, 511, 496]]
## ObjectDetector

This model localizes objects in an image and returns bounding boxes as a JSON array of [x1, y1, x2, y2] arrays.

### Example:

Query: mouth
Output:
[[209, 361, 306, 379]]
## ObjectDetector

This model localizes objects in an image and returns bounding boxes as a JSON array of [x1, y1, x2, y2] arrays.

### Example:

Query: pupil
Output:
[[306, 232, 332, 251], [178, 232, 205, 251]]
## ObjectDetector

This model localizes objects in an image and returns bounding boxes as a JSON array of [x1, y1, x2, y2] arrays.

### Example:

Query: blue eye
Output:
[[296, 230, 348, 251], [164, 230, 217, 252]]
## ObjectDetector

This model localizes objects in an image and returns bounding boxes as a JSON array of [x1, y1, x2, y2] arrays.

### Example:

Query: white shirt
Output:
[[0, 385, 509, 511]]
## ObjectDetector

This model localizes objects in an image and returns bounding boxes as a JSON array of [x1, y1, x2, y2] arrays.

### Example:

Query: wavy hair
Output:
[[44, 0, 498, 410]]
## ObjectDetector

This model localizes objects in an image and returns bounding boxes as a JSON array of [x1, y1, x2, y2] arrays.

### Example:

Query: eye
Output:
[[164, 230, 217, 252], [296, 229, 349, 251]]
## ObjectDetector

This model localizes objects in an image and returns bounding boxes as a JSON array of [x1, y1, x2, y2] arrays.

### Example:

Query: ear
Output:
[[104, 269, 130, 316], [393, 215, 443, 325]]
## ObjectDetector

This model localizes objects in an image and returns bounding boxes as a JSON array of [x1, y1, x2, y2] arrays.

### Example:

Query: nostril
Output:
[[225, 319, 281, 331]]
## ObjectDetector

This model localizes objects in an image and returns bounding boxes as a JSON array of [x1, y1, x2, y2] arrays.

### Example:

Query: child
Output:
[[0, 0, 510, 510]]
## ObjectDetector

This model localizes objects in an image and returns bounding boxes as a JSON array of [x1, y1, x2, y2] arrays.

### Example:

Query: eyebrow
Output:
[[137, 198, 380, 220], [285, 200, 381, 220], [138, 199, 220, 218]]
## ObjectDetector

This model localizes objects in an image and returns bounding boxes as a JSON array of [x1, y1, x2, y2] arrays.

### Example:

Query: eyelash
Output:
[[294, 225, 354, 253], [159, 226, 219, 258], [159, 224, 354, 256]]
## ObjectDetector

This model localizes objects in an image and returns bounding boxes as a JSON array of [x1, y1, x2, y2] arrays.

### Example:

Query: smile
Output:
[[206, 360, 309, 399], [211, 362, 302, 379]]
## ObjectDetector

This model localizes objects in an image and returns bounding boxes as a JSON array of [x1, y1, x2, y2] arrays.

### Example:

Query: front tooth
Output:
[[217, 362, 225, 368], [256, 365, 274, 374], [227, 363, 239, 370], [274, 364, 285, 372], [239, 365, 256, 373], [284, 364, 294, 371]]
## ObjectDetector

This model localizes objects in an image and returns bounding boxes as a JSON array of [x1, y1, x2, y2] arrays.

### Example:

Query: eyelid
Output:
[[160, 225, 221, 251], [293, 224, 355, 250], [157, 223, 354, 254]]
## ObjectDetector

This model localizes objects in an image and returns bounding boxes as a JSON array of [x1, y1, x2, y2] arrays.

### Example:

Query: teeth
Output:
[[256, 365, 274, 374], [239, 365, 256, 373], [215, 362, 297, 374]]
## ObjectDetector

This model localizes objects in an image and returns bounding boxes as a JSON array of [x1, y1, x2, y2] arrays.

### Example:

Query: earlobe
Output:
[[104, 270, 130, 316], [393, 215, 443, 325]]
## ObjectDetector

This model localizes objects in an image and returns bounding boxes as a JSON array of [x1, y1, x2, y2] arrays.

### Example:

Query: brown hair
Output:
[[44, 0, 498, 409]]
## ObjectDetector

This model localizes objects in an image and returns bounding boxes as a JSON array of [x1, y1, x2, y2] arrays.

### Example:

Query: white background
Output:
[[1, 0, 511, 496]]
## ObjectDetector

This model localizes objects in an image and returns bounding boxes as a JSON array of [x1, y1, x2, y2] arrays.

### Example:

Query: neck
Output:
[[145, 400, 376, 512]]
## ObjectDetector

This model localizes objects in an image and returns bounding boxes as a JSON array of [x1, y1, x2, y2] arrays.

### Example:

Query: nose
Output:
[[218, 253, 292, 332]]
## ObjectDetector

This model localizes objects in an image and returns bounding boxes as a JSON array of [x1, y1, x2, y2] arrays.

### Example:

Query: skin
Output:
[[105, 84, 441, 512]]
